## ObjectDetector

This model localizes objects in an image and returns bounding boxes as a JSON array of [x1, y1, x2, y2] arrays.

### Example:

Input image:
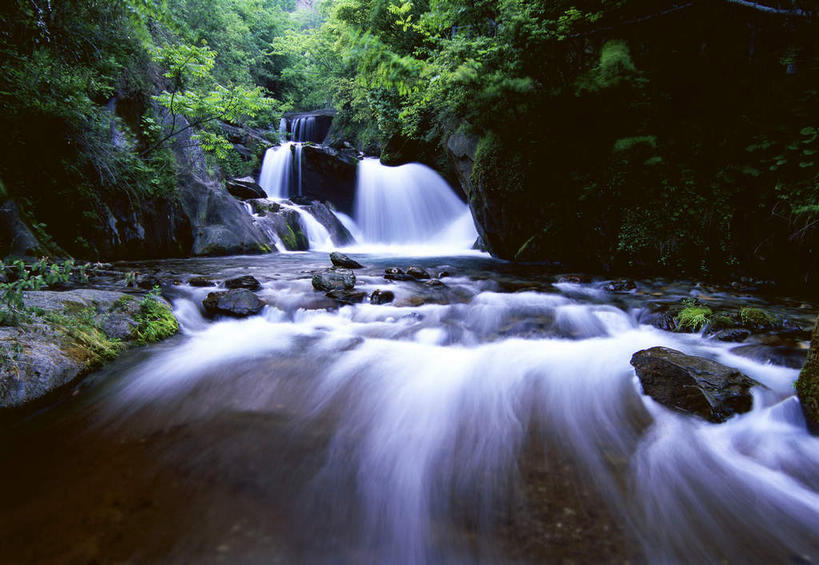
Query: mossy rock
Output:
[[131, 294, 179, 344], [797, 318, 819, 434]]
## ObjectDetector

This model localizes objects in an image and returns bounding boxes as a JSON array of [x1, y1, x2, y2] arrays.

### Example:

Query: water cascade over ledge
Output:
[[353, 158, 478, 248]]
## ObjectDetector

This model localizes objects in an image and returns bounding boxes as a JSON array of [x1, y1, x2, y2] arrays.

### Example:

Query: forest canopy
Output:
[[1, 0, 818, 285]]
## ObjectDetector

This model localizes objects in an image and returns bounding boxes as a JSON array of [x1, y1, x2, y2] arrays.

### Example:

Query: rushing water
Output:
[[1, 252, 818, 565]]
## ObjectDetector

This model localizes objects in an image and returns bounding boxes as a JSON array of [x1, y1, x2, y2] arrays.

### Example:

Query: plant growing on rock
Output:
[[131, 288, 179, 344], [0, 258, 84, 325], [675, 299, 712, 332]]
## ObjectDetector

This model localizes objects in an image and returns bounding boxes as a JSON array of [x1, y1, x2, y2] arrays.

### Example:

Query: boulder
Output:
[[370, 289, 395, 305], [326, 289, 366, 305], [406, 266, 431, 280], [312, 269, 355, 292], [384, 268, 414, 282], [226, 177, 267, 200], [797, 318, 819, 433], [330, 252, 363, 269], [188, 276, 214, 287], [0, 200, 43, 258], [630, 346, 762, 423], [711, 328, 751, 342], [224, 275, 262, 291], [251, 207, 308, 251], [202, 289, 265, 318]]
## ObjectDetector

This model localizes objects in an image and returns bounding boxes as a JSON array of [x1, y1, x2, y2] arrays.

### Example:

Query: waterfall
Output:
[[278, 117, 287, 139], [292, 116, 318, 143], [295, 143, 303, 196], [353, 158, 478, 247], [258, 143, 294, 198]]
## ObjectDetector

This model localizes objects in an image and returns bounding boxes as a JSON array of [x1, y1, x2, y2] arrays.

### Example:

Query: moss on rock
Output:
[[131, 292, 179, 344], [797, 318, 819, 433]]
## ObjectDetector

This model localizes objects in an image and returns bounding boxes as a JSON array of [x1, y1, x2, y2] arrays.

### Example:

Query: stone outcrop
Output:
[[797, 318, 819, 433], [226, 177, 267, 200], [0, 201, 44, 258], [631, 346, 762, 423], [0, 289, 177, 407], [300, 145, 358, 215]]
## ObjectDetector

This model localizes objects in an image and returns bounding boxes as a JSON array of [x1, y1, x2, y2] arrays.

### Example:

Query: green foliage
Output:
[[0, 259, 83, 326], [675, 300, 712, 332], [131, 288, 179, 344]]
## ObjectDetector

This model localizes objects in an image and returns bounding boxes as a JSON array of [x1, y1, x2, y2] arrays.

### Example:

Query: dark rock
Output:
[[631, 346, 762, 423], [605, 280, 637, 293], [438, 270, 451, 278], [136, 274, 161, 290], [326, 289, 366, 305], [165, 112, 273, 257], [730, 344, 807, 369], [472, 237, 487, 251], [225, 177, 267, 200], [0, 200, 43, 258], [251, 207, 308, 251], [290, 195, 313, 206], [370, 289, 395, 305], [203, 289, 264, 318], [330, 252, 363, 269], [406, 266, 431, 280], [557, 275, 591, 284], [188, 276, 214, 287], [224, 275, 262, 291], [312, 269, 355, 292], [797, 319, 819, 434], [248, 199, 281, 215], [424, 279, 447, 287], [302, 202, 355, 246], [299, 145, 358, 215], [384, 267, 414, 282], [711, 329, 752, 342]]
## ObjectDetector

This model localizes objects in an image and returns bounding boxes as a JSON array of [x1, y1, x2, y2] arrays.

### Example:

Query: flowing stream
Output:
[[1, 252, 818, 565]]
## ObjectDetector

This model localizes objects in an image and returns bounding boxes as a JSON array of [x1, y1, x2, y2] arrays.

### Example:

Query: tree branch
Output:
[[724, 0, 812, 17]]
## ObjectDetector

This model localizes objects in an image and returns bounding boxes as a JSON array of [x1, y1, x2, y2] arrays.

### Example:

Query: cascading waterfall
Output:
[[258, 142, 294, 199], [353, 158, 478, 247], [278, 117, 287, 139], [295, 143, 303, 197], [292, 116, 318, 143]]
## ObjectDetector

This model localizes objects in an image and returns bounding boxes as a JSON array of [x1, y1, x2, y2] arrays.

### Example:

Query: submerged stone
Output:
[[326, 289, 366, 305], [631, 346, 762, 423], [406, 266, 431, 280]]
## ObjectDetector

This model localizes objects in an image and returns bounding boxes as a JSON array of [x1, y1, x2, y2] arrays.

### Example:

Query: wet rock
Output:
[[730, 344, 807, 370], [384, 268, 414, 282], [557, 275, 591, 284], [330, 252, 363, 269], [312, 268, 355, 292], [202, 289, 264, 318], [605, 279, 636, 293], [438, 270, 451, 278], [631, 346, 762, 423], [302, 202, 355, 246], [406, 266, 431, 280], [224, 275, 262, 291], [0, 200, 44, 258], [711, 328, 751, 342], [248, 199, 281, 215], [136, 274, 161, 290], [188, 276, 214, 287], [424, 279, 447, 287], [370, 289, 395, 305], [797, 319, 819, 434], [326, 289, 366, 305], [225, 177, 267, 200]]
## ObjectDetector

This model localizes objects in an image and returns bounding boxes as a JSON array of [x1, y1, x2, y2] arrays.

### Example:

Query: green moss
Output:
[[280, 225, 298, 250], [797, 321, 819, 431], [46, 307, 124, 364], [258, 243, 272, 253], [113, 295, 136, 310], [675, 303, 712, 332], [739, 307, 777, 329], [131, 293, 179, 345], [709, 313, 737, 331]]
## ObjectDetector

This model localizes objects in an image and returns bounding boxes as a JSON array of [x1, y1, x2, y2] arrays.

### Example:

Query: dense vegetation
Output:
[[1, 0, 819, 289]]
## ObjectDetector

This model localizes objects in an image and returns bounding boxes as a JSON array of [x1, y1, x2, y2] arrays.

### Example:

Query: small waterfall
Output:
[[295, 144, 304, 196], [278, 117, 287, 139], [279, 202, 333, 250], [354, 159, 478, 247], [292, 116, 318, 143], [258, 143, 294, 198]]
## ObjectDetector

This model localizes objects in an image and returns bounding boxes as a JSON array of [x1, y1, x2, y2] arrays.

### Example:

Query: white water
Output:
[[292, 116, 318, 142], [108, 276, 819, 564], [295, 143, 303, 196], [258, 143, 294, 198], [353, 159, 478, 249], [279, 117, 287, 139]]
